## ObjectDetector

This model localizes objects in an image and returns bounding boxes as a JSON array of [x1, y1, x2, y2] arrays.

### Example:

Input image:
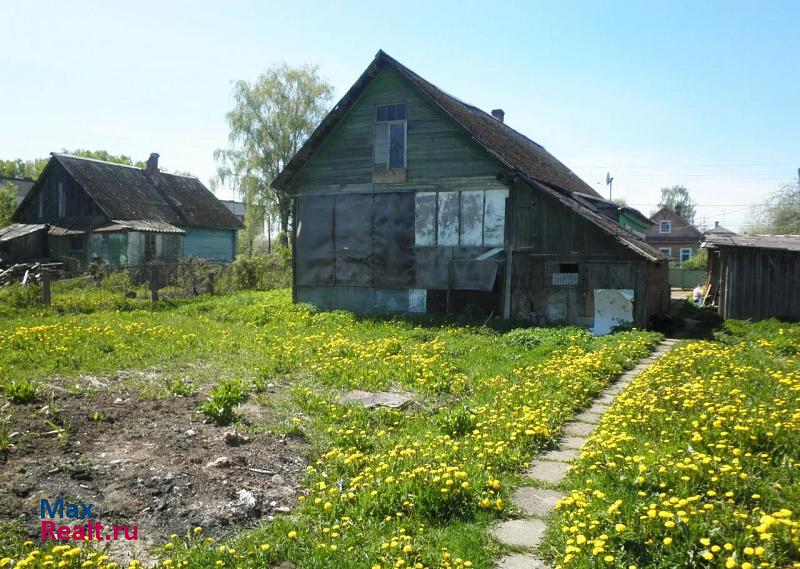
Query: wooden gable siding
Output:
[[16, 161, 100, 223], [291, 66, 501, 189], [511, 180, 640, 258]]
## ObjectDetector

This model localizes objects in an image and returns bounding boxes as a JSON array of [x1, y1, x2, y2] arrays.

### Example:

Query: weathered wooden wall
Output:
[[292, 66, 502, 189], [16, 161, 99, 222], [713, 247, 800, 321], [290, 66, 669, 327]]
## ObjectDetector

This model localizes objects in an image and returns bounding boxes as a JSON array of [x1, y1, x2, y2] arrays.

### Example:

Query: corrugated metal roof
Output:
[[0, 223, 47, 242], [108, 219, 185, 234], [705, 233, 800, 253], [32, 155, 243, 230]]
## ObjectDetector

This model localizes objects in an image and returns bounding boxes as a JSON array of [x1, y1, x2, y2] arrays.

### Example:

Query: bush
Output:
[[222, 252, 291, 292], [197, 379, 248, 425]]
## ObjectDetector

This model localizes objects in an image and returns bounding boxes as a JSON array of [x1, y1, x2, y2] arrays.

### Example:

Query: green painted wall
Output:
[[619, 211, 650, 236], [292, 66, 502, 188], [182, 228, 236, 262]]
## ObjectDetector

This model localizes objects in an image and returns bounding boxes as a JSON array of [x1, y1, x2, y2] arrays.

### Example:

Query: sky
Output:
[[2, 0, 799, 232]]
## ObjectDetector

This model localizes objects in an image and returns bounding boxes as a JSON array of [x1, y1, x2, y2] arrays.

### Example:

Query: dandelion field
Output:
[[7, 284, 798, 569], [543, 319, 800, 569], [0, 284, 665, 568]]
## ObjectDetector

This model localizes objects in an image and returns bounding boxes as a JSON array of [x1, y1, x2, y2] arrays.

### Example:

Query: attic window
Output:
[[659, 220, 671, 233], [376, 103, 406, 122], [375, 104, 407, 171]]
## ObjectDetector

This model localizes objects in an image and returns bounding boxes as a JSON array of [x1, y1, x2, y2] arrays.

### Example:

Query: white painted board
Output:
[[592, 289, 635, 335]]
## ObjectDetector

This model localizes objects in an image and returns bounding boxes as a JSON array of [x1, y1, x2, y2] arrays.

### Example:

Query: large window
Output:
[[659, 247, 672, 257], [659, 219, 672, 233], [414, 189, 507, 247], [680, 248, 693, 263], [374, 104, 407, 170]]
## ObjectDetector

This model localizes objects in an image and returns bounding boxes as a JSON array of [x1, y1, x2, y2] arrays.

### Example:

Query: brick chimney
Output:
[[715, 221, 720, 228], [145, 153, 160, 176], [491, 109, 505, 123]]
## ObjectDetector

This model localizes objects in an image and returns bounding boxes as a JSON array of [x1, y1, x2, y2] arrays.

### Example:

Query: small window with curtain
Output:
[[375, 103, 407, 173], [659, 219, 671, 233]]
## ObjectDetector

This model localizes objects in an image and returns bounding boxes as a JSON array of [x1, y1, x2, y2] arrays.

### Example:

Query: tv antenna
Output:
[[605, 172, 614, 200]]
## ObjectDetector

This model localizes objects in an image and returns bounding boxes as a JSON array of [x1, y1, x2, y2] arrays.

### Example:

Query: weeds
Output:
[[0, 412, 16, 453], [2, 378, 39, 404], [167, 378, 196, 397], [197, 379, 248, 425]]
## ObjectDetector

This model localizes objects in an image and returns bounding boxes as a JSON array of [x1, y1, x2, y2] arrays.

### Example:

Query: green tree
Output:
[[751, 182, 800, 235], [0, 182, 16, 227], [655, 185, 697, 224], [67, 149, 145, 168], [215, 64, 334, 252], [0, 158, 47, 180]]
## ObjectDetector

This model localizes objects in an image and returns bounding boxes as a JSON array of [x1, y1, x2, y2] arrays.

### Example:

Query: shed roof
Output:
[[18, 154, 242, 230], [0, 223, 47, 242], [274, 50, 667, 263], [704, 233, 800, 253]]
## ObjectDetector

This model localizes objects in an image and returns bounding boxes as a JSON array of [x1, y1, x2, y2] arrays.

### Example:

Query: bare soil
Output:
[[0, 386, 308, 563]]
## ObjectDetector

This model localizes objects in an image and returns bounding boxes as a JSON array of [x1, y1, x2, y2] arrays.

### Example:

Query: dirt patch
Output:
[[0, 389, 308, 563]]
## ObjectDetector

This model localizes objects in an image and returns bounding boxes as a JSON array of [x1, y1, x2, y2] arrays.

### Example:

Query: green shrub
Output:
[[197, 379, 248, 425]]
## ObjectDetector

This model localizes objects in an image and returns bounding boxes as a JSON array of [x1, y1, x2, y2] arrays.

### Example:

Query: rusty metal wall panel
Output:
[[451, 260, 498, 291], [437, 192, 459, 246], [296, 196, 334, 286], [414, 247, 451, 289], [414, 192, 436, 246], [334, 194, 373, 286], [373, 192, 414, 287], [460, 190, 484, 246]]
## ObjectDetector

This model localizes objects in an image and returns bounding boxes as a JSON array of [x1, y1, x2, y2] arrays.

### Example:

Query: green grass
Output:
[[0, 286, 661, 569], [541, 319, 800, 569]]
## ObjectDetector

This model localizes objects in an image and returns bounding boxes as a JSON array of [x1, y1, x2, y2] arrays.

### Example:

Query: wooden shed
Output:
[[704, 234, 800, 321], [273, 50, 670, 331]]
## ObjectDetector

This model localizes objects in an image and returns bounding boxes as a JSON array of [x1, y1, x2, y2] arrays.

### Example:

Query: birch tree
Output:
[[215, 64, 333, 251]]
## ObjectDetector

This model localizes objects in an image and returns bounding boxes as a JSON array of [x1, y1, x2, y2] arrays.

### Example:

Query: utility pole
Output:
[[605, 172, 614, 201]]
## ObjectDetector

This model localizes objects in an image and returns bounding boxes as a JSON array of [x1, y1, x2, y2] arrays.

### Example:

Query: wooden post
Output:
[[41, 270, 51, 306], [503, 248, 512, 319], [149, 265, 159, 302]]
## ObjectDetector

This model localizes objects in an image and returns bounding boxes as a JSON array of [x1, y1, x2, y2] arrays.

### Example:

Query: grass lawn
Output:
[[0, 284, 660, 569], [542, 319, 800, 569]]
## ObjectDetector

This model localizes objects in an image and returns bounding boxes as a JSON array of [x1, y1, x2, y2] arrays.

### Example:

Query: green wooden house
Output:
[[273, 51, 670, 330], [4, 153, 242, 266]]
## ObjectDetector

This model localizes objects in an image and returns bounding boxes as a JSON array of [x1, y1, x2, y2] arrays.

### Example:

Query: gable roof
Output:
[[16, 154, 242, 230], [274, 50, 601, 199], [649, 206, 702, 236], [274, 50, 667, 263]]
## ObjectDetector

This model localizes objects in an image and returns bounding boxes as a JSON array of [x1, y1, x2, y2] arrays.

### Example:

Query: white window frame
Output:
[[659, 247, 672, 257], [659, 219, 671, 234], [680, 248, 692, 262]]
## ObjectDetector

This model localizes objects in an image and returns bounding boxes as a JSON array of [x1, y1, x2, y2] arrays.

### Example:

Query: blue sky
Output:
[[3, 0, 799, 231]]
